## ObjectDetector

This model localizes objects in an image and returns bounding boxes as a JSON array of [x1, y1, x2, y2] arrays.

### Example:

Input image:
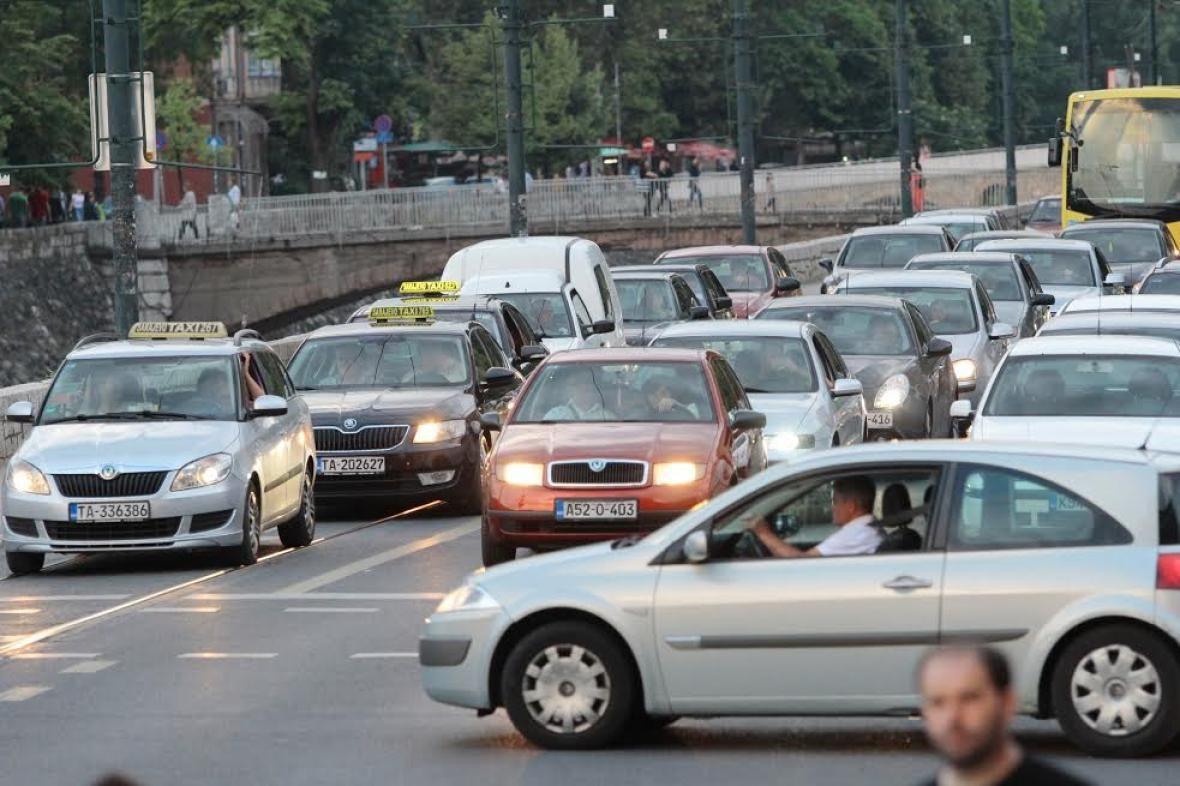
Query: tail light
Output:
[[1158, 554, 1180, 589]]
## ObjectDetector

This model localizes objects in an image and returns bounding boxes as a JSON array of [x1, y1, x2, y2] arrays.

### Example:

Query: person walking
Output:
[[763, 170, 777, 214], [0, 192, 6, 229], [82, 192, 99, 221], [49, 188, 65, 224], [8, 188, 29, 228], [917, 646, 1089, 786], [655, 158, 674, 215], [70, 189, 85, 221], [911, 155, 926, 213], [178, 188, 199, 240], [687, 156, 703, 210], [29, 187, 50, 226]]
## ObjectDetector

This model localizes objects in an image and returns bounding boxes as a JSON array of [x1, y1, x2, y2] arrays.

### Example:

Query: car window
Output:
[[593, 264, 615, 320], [984, 355, 1180, 417], [671, 278, 699, 314], [1139, 272, 1180, 295], [760, 305, 916, 357], [976, 283, 997, 323], [254, 351, 290, 396], [1018, 260, 1042, 295], [1064, 228, 1166, 264], [811, 335, 838, 386], [702, 271, 729, 305], [1029, 198, 1060, 223], [840, 234, 947, 269], [513, 361, 714, 423], [848, 286, 978, 335], [1006, 249, 1097, 287], [495, 293, 574, 339], [708, 356, 744, 413], [666, 255, 769, 292], [617, 280, 681, 323], [906, 303, 935, 348], [654, 336, 817, 394], [570, 290, 593, 333], [504, 305, 539, 348], [908, 261, 1022, 302], [769, 249, 793, 278], [287, 334, 472, 389], [470, 329, 499, 379], [815, 332, 849, 379], [950, 464, 1131, 550]]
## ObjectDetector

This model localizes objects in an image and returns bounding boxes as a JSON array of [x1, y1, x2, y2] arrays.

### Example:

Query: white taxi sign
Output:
[[398, 280, 461, 295], [400, 296, 460, 304], [128, 321, 229, 340], [370, 305, 435, 324]]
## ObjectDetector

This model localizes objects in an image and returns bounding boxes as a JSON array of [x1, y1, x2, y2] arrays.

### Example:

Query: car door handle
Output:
[[882, 575, 933, 591]]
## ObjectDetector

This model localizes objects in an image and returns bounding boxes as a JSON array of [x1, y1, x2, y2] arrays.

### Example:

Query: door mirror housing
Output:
[[250, 394, 288, 418], [774, 277, 801, 295], [683, 529, 710, 564], [818, 258, 834, 273], [729, 409, 767, 431], [715, 295, 733, 310], [1048, 135, 1063, 168], [1104, 272, 1128, 288], [4, 401, 35, 423], [519, 344, 548, 362], [590, 319, 615, 335], [689, 305, 711, 320], [988, 322, 1016, 340], [481, 367, 517, 393], [926, 337, 953, 357], [479, 412, 502, 432], [949, 399, 974, 421], [831, 378, 863, 398], [1031, 292, 1055, 307]]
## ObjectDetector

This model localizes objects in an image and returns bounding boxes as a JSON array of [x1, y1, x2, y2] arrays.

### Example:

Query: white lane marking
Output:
[[10, 653, 101, 660], [0, 686, 51, 701], [192, 592, 443, 601], [0, 608, 40, 615], [278, 520, 479, 595], [350, 652, 418, 659], [0, 595, 130, 602], [284, 607, 379, 613], [178, 652, 278, 660], [139, 607, 220, 614], [61, 659, 116, 674]]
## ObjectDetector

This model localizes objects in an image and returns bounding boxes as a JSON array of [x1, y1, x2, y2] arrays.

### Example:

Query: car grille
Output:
[[43, 517, 182, 541], [314, 426, 409, 453], [5, 517, 37, 537], [53, 472, 168, 498], [190, 510, 235, 533], [548, 461, 647, 487]]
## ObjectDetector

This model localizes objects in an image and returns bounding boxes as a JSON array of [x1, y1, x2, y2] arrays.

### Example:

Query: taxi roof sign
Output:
[[370, 305, 435, 324], [398, 280, 461, 295], [128, 321, 228, 340], [399, 296, 461, 305]]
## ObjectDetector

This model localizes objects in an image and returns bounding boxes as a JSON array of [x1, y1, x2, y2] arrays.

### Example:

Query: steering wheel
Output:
[[733, 529, 771, 559]]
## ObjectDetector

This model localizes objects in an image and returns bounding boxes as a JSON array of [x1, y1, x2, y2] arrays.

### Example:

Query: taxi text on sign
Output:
[[128, 321, 228, 339], [398, 280, 461, 294]]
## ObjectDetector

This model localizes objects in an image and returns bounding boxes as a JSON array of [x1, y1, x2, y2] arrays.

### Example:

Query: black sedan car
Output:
[[612, 263, 735, 319]]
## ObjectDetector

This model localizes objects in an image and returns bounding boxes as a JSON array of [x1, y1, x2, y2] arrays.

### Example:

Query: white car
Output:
[[952, 334, 1180, 448], [649, 319, 865, 460], [975, 238, 1127, 316], [1058, 293, 1180, 317]]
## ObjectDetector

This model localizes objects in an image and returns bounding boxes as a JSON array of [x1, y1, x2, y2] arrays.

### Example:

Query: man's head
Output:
[[918, 646, 1016, 771], [644, 377, 673, 406], [832, 475, 875, 525]]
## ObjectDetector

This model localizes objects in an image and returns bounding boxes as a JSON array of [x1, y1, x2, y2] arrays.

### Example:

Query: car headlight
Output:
[[767, 433, 816, 452], [435, 583, 500, 614], [874, 374, 911, 410], [952, 358, 977, 383], [171, 453, 234, 491], [652, 462, 706, 486], [497, 462, 544, 486], [413, 419, 467, 444], [7, 460, 49, 495]]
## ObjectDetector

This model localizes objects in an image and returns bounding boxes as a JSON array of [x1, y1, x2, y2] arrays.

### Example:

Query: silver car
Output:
[[613, 270, 712, 346], [834, 270, 1014, 406], [648, 320, 865, 461], [905, 251, 1053, 338], [1059, 293, 1180, 317], [1038, 309, 1180, 342], [975, 238, 1127, 316], [900, 211, 996, 243], [819, 224, 954, 293], [2, 324, 316, 575], [420, 440, 1180, 757]]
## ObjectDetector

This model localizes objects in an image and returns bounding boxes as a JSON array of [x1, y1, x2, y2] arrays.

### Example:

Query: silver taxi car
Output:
[[420, 440, 1180, 757], [2, 322, 315, 574]]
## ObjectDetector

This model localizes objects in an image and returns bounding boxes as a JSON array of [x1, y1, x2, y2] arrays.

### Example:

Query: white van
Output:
[[441, 236, 626, 351]]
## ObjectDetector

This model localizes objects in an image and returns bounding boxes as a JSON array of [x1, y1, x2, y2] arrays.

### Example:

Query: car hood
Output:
[[623, 323, 675, 346], [747, 392, 818, 434], [19, 421, 241, 473], [992, 301, 1027, 331], [303, 387, 472, 425], [727, 291, 768, 319], [974, 416, 1159, 448], [1041, 284, 1099, 314], [942, 332, 984, 361], [541, 336, 579, 353], [476, 538, 662, 599], [843, 355, 919, 395], [495, 422, 719, 463]]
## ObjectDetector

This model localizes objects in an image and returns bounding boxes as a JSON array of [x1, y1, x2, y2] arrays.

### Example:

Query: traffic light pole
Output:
[[1000, 0, 1017, 205], [733, 0, 756, 244], [895, 0, 914, 218], [500, 0, 527, 237], [104, 0, 139, 334]]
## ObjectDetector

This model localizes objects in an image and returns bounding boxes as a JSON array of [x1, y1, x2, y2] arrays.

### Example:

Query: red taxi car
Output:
[[477, 348, 766, 565], [654, 245, 801, 318]]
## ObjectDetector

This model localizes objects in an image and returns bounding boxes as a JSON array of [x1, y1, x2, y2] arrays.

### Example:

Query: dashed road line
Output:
[[284, 607, 379, 613], [350, 652, 418, 659], [0, 608, 40, 615], [178, 652, 278, 660], [0, 685, 51, 701], [10, 653, 101, 660], [61, 659, 116, 674]]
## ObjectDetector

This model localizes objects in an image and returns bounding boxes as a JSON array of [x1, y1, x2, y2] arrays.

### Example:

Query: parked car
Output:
[[653, 245, 800, 318]]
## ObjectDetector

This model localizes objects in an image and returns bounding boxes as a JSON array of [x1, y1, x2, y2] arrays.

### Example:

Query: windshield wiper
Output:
[[45, 412, 148, 424], [133, 410, 213, 420]]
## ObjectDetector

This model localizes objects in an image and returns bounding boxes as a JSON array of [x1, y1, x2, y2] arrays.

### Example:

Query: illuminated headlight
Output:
[[413, 419, 467, 444], [767, 433, 816, 452], [497, 462, 544, 487], [435, 583, 500, 614], [874, 375, 911, 410], [171, 453, 233, 491], [7, 460, 50, 495], [952, 359, 977, 383], [652, 462, 706, 486]]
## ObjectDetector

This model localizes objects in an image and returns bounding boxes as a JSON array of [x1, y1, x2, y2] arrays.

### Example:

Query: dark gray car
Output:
[[1060, 217, 1180, 285], [613, 270, 711, 346], [819, 224, 954, 293], [612, 263, 735, 319]]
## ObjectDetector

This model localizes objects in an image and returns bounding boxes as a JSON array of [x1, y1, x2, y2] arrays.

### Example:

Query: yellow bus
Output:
[[1051, 86, 1180, 242]]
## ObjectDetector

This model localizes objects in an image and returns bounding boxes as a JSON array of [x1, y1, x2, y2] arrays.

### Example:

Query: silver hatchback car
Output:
[[2, 323, 316, 574], [420, 441, 1180, 757]]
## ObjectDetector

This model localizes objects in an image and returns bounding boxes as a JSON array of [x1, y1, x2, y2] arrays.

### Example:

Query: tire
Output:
[[501, 621, 636, 750], [449, 461, 484, 517], [1051, 624, 1180, 757], [5, 551, 45, 576], [481, 515, 515, 567], [278, 469, 316, 548], [228, 484, 262, 566]]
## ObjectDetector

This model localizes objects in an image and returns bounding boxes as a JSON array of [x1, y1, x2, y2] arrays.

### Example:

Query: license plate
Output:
[[556, 499, 638, 521], [317, 456, 386, 476], [69, 501, 151, 523], [866, 411, 894, 429]]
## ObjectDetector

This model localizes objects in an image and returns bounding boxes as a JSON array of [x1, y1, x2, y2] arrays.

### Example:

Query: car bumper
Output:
[[313, 440, 474, 500], [420, 607, 511, 710], [863, 401, 928, 441]]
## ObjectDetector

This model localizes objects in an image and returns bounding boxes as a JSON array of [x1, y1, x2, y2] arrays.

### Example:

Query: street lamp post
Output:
[[895, 0, 914, 218], [1000, 0, 1017, 205], [1150, 0, 1159, 85], [500, 0, 527, 237], [104, 0, 139, 334], [733, 0, 757, 244], [1081, 0, 1092, 89]]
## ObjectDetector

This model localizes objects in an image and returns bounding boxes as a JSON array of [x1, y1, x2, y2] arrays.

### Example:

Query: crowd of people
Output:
[[0, 185, 108, 229]]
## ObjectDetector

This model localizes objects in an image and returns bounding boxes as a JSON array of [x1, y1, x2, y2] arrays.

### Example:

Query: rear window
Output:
[[1064, 228, 1165, 265], [1029, 198, 1060, 223], [908, 261, 1022, 301], [1140, 273, 1180, 295], [847, 286, 978, 335]]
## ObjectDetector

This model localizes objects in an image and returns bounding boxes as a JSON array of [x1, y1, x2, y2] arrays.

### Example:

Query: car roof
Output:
[[362, 295, 500, 312], [909, 251, 1019, 266], [616, 263, 705, 275], [1009, 334, 1180, 357], [1061, 294, 1180, 313], [849, 224, 947, 237], [902, 214, 989, 225], [304, 320, 473, 340], [975, 238, 1094, 252], [958, 230, 1049, 242], [545, 347, 709, 364], [463, 269, 566, 292], [658, 245, 767, 258], [611, 270, 682, 282], [761, 294, 906, 311], [839, 269, 977, 289], [1042, 311, 1180, 330], [914, 208, 1000, 217], [69, 338, 258, 360], [1062, 218, 1167, 231], [461, 235, 589, 252], [654, 319, 809, 339]]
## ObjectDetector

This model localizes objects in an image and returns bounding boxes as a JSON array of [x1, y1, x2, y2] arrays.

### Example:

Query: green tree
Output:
[[154, 78, 215, 194]]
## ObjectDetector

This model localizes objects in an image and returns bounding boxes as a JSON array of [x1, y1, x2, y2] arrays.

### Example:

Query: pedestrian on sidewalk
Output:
[[8, 188, 29, 228], [49, 188, 65, 224], [0, 192, 6, 229], [655, 158, 674, 215], [82, 192, 99, 221], [29, 186, 50, 226], [688, 157, 703, 210], [70, 189, 85, 221], [763, 171, 777, 214], [911, 155, 926, 213], [178, 188, 200, 239]]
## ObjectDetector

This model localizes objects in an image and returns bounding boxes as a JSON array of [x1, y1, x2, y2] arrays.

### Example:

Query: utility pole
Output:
[[895, 0, 914, 218], [104, 0, 139, 334], [614, 61, 623, 147], [733, 0, 756, 244], [1000, 0, 1017, 205], [1081, 0, 1092, 89], [1150, 0, 1159, 85], [500, 0, 527, 237]]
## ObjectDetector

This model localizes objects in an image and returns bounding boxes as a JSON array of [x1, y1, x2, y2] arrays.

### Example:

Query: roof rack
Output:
[[233, 328, 263, 347], [71, 333, 120, 353]]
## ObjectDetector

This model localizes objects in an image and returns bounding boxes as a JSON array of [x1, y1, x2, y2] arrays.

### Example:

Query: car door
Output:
[[568, 289, 597, 348], [814, 331, 864, 445], [906, 303, 949, 414], [246, 351, 298, 520], [976, 282, 1009, 382], [708, 356, 756, 479], [653, 464, 947, 714]]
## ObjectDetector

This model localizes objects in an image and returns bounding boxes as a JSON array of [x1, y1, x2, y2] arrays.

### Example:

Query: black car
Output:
[[351, 294, 547, 374], [1060, 218, 1180, 285], [612, 263, 735, 319], [612, 270, 712, 345], [287, 314, 521, 513]]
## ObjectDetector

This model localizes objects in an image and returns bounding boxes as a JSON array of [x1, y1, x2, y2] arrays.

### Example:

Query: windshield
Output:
[[1140, 273, 1180, 294], [909, 261, 1022, 301], [848, 286, 978, 335], [758, 305, 915, 356], [985, 355, 1180, 417], [667, 255, 768, 292], [492, 293, 574, 338], [942, 221, 987, 241], [651, 336, 817, 393], [1070, 97, 1180, 217], [514, 361, 715, 423], [840, 234, 946, 269], [288, 334, 470, 389], [41, 356, 239, 423], [1029, 198, 1061, 223], [617, 280, 680, 322], [1063, 227, 1164, 265], [1004, 249, 1096, 287]]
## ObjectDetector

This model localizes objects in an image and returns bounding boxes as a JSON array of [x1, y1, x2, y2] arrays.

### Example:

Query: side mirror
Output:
[[481, 366, 517, 392], [689, 305, 711, 320], [5, 401, 35, 424], [683, 529, 710, 564], [715, 295, 733, 310], [1048, 135, 1063, 168], [479, 412, 502, 432], [1031, 293, 1055, 307], [926, 337, 953, 357], [956, 378, 977, 394], [988, 322, 1015, 340], [1104, 272, 1128, 288], [729, 409, 767, 431], [251, 394, 288, 418], [520, 344, 548, 361], [774, 277, 801, 295], [831, 378, 863, 398], [590, 319, 615, 335], [818, 258, 834, 273], [949, 399, 974, 421]]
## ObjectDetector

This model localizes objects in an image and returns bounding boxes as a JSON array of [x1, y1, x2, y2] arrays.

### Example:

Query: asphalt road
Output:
[[1, 502, 1178, 786]]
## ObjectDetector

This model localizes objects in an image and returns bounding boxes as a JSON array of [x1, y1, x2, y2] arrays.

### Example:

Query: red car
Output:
[[654, 245, 801, 318], [477, 348, 766, 565]]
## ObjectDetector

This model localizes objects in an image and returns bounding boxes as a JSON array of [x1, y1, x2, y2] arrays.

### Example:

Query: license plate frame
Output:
[[69, 500, 151, 523], [866, 411, 894, 429], [317, 456, 387, 476], [555, 499, 639, 521]]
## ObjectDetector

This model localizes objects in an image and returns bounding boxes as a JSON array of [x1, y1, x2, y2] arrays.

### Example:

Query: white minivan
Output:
[[441, 236, 627, 352]]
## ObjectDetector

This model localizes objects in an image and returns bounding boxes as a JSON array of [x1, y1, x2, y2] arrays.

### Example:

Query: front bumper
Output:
[[313, 439, 475, 500], [862, 400, 928, 441], [420, 607, 511, 710]]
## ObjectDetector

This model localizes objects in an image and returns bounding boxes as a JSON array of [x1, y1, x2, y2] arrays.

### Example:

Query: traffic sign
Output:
[[207, 135, 225, 149], [374, 114, 393, 134], [641, 136, 655, 153], [0, 173, 9, 187], [376, 130, 394, 144]]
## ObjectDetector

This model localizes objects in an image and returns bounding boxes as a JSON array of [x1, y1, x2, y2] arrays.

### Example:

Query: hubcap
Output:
[[521, 644, 611, 735], [1070, 644, 1162, 737]]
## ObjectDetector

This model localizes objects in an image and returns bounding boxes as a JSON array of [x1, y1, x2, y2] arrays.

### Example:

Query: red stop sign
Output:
[[641, 136, 655, 153]]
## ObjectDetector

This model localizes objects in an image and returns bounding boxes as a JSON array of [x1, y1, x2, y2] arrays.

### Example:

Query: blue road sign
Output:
[[375, 130, 395, 144], [206, 135, 225, 149]]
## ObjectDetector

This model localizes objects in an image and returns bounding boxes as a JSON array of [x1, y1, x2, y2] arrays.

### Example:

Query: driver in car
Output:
[[746, 475, 881, 558]]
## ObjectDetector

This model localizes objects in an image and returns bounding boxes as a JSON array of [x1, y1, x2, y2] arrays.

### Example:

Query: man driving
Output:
[[643, 377, 699, 419], [415, 342, 467, 384], [747, 475, 881, 558]]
